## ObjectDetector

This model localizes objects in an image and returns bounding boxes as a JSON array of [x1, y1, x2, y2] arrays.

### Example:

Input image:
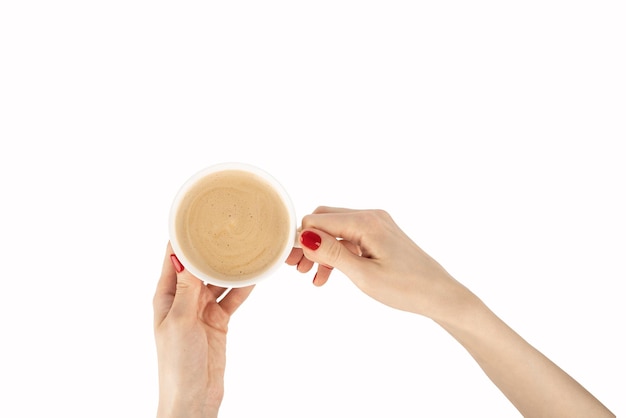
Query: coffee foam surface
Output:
[[175, 170, 290, 282]]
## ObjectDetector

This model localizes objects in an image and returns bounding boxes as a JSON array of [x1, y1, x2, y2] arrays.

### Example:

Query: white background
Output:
[[1, 1, 624, 417]]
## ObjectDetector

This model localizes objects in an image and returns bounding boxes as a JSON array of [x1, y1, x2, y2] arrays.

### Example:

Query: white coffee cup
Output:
[[169, 162, 298, 288]]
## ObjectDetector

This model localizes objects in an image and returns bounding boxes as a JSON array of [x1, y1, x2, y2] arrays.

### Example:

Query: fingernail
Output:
[[300, 230, 321, 251], [170, 254, 184, 273]]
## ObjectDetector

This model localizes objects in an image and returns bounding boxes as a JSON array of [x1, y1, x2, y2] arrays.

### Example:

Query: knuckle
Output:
[[301, 214, 313, 228], [371, 208, 392, 221], [326, 238, 344, 266], [362, 209, 392, 227]]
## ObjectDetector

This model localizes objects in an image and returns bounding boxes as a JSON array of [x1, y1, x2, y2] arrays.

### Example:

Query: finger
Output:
[[298, 228, 365, 278], [310, 238, 357, 287], [297, 256, 315, 273], [301, 211, 371, 247], [153, 242, 177, 327], [312, 264, 333, 287], [340, 238, 362, 257], [169, 255, 205, 318], [219, 285, 255, 316], [285, 247, 304, 266], [285, 247, 317, 273], [312, 206, 361, 215], [205, 283, 230, 301]]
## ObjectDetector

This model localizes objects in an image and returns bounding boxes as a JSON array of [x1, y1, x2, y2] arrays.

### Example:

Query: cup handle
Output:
[[292, 226, 302, 249]]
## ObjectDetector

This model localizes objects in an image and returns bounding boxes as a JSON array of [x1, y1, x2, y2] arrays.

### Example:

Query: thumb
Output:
[[169, 254, 203, 317], [299, 229, 363, 276]]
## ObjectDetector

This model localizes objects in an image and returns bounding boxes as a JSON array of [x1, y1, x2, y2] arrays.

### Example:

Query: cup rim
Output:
[[168, 162, 297, 288]]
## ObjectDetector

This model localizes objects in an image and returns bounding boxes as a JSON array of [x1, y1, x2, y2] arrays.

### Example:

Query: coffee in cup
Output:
[[169, 163, 297, 287]]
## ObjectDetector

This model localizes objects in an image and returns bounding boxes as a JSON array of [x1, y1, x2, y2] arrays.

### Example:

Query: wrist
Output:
[[427, 279, 484, 328], [157, 398, 221, 418], [157, 385, 223, 418]]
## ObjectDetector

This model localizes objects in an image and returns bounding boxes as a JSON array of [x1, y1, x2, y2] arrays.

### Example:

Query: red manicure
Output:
[[300, 230, 321, 251], [170, 254, 185, 273]]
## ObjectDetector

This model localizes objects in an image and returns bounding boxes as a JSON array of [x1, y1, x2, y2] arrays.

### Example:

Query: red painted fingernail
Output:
[[300, 231, 321, 251], [170, 254, 184, 273]]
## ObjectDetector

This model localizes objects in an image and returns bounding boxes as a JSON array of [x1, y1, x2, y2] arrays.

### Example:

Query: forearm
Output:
[[431, 287, 614, 418], [156, 356, 224, 418], [157, 401, 220, 418], [157, 387, 221, 418]]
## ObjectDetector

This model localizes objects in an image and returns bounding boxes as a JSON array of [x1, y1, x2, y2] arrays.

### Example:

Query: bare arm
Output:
[[289, 207, 614, 418], [434, 288, 612, 418]]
